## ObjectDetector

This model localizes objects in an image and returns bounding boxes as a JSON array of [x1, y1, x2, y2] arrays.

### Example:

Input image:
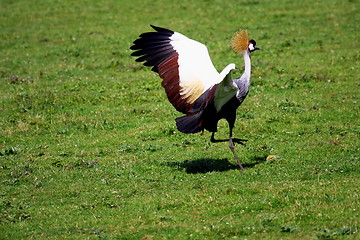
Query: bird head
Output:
[[231, 30, 260, 54], [248, 39, 260, 52]]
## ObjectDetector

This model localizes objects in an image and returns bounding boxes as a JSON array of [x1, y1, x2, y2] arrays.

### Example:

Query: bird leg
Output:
[[229, 137, 245, 171], [210, 132, 245, 171], [210, 132, 227, 143]]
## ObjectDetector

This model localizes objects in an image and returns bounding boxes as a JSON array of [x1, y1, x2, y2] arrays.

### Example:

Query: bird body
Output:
[[131, 25, 260, 170]]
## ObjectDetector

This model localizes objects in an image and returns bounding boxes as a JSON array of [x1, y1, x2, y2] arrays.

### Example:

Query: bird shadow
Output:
[[167, 156, 267, 174]]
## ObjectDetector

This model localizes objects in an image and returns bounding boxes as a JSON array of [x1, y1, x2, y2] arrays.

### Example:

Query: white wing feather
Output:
[[170, 32, 229, 104]]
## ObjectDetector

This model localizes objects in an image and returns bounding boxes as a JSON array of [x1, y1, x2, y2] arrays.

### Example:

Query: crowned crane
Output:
[[130, 25, 260, 170]]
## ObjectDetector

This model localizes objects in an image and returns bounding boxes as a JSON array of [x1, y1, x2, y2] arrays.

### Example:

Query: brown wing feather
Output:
[[158, 52, 192, 113]]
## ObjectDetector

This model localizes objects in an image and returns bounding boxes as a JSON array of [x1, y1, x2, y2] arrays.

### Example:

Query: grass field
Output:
[[1, 0, 359, 239]]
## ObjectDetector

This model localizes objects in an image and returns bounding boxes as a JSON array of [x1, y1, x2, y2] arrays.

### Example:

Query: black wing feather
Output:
[[130, 25, 176, 73], [131, 45, 173, 57], [150, 25, 174, 35]]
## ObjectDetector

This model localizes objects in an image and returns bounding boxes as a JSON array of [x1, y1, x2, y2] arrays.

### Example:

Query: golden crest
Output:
[[231, 29, 249, 54]]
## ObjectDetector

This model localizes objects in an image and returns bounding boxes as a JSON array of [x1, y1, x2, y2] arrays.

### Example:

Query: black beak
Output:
[[250, 46, 260, 53]]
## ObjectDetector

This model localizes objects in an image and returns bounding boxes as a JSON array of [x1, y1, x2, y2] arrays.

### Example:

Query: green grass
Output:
[[1, 0, 359, 239]]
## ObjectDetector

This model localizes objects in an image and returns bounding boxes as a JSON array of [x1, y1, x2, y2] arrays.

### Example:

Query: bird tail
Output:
[[175, 112, 203, 134]]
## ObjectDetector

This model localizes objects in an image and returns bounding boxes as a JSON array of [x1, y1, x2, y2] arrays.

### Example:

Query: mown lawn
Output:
[[1, 0, 359, 239]]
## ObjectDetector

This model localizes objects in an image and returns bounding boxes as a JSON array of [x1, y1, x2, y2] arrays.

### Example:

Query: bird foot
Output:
[[232, 138, 248, 146]]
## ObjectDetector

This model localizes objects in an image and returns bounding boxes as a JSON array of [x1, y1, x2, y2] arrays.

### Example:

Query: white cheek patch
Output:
[[248, 43, 255, 51]]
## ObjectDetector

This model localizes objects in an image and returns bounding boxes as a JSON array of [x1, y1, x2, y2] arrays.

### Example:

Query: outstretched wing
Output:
[[131, 25, 225, 114]]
